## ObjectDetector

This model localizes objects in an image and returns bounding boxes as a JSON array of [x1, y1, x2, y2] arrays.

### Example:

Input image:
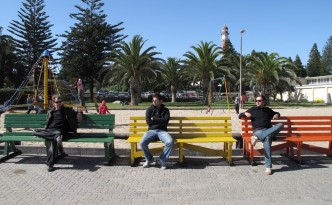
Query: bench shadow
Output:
[[260, 155, 332, 174], [173, 157, 231, 169], [5, 154, 110, 172]]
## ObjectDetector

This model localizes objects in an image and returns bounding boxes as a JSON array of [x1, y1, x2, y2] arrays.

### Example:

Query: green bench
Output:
[[1, 113, 116, 165]]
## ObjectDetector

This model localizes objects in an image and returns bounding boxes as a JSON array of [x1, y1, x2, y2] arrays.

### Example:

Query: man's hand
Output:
[[272, 114, 280, 120], [238, 113, 246, 119]]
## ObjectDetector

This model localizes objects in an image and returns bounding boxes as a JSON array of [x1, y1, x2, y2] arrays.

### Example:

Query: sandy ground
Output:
[[1, 107, 332, 150]]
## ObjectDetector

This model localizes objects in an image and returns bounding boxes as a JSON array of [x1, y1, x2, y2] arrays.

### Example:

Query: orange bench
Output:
[[241, 116, 332, 165]]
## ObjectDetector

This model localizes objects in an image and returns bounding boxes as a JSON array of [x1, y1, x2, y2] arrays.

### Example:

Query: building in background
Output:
[[278, 75, 332, 104]]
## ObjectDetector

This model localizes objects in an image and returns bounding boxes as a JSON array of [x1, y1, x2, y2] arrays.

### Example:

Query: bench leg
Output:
[[178, 143, 184, 166], [248, 142, 256, 166], [103, 141, 116, 166], [227, 142, 235, 166], [130, 143, 137, 167], [296, 142, 302, 164], [0, 142, 22, 163], [328, 142, 332, 157]]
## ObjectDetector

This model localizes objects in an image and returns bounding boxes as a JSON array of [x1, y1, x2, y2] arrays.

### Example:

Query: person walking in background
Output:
[[76, 77, 88, 113], [234, 95, 240, 114], [140, 93, 174, 170], [238, 95, 284, 175], [241, 93, 247, 109], [98, 100, 110, 114], [26, 94, 34, 114]]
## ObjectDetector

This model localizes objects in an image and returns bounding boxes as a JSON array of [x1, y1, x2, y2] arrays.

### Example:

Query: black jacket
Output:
[[145, 104, 170, 131], [45, 107, 78, 133], [245, 106, 280, 130]]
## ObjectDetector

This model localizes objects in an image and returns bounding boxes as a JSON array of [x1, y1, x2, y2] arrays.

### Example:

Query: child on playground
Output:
[[98, 100, 110, 114]]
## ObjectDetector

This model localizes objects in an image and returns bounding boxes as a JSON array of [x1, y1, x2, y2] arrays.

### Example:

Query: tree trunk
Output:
[[171, 85, 177, 103], [262, 83, 271, 105], [129, 77, 140, 105], [89, 80, 94, 101], [202, 78, 210, 106], [208, 80, 214, 105]]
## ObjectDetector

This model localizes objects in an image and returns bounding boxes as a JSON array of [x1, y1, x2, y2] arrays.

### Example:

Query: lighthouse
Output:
[[221, 24, 229, 52]]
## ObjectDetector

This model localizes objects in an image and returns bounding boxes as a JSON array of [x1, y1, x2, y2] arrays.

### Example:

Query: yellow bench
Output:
[[127, 116, 237, 166]]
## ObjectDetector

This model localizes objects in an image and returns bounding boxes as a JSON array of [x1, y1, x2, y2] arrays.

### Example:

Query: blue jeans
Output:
[[253, 123, 284, 168], [140, 130, 174, 163]]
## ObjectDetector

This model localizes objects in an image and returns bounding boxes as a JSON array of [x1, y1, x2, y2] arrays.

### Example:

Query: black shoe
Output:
[[54, 152, 68, 163], [58, 152, 68, 160], [48, 165, 55, 172]]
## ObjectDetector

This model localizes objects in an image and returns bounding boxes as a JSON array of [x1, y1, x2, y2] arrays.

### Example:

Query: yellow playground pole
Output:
[[42, 50, 50, 109], [224, 78, 230, 115]]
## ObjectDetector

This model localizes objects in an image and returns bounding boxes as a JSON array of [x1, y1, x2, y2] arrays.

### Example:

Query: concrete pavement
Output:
[[1, 145, 332, 205]]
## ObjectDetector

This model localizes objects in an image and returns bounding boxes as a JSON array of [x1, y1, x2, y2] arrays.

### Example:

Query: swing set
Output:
[[0, 50, 80, 113], [202, 76, 231, 116]]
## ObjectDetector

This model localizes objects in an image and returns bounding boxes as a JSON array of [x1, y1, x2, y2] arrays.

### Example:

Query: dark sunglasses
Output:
[[255, 100, 262, 102]]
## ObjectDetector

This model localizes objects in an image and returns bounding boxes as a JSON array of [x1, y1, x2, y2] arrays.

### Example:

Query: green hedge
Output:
[[0, 88, 17, 104]]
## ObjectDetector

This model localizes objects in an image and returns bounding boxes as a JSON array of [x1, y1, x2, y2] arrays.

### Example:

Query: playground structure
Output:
[[0, 50, 79, 114], [203, 76, 231, 115]]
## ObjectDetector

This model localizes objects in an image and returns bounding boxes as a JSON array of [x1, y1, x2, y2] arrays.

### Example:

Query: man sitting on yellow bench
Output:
[[140, 93, 174, 170]]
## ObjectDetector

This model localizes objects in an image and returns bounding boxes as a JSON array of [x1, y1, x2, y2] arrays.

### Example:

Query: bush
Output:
[[0, 88, 17, 104]]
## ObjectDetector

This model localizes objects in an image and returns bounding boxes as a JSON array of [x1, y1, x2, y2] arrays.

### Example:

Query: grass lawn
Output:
[[87, 100, 332, 110]]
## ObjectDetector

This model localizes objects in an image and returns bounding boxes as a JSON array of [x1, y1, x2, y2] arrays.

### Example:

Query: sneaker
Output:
[[142, 158, 154, 168], [48, 165, 55, 172], [251, 135, 258, 146], [265, 168, 272, 175], [157, 159, 167, 170]]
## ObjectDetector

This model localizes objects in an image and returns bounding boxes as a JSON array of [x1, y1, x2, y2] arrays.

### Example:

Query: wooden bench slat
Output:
[[129, 127, 233, 133], [130, 116, 231, 120]]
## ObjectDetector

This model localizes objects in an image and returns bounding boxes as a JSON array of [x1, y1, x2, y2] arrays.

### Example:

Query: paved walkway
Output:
[[1, 150, 332, 205]]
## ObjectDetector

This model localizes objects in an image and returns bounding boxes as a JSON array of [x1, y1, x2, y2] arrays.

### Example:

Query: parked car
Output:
[[96, 90, 108, 98], [176, 90, 186, 98], [141, 91, 154, 100], [160, 91, 170, 98], [105, 91, 116, 101], [185, 91, 198, 98], [118, 92, 129, 99]]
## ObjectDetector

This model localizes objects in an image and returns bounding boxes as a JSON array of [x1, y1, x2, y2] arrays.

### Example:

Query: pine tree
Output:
[[221, 39, 237, 58], [321, 36, 332, 75], [7, 0, 57, 71], [293, 55, 307, 77], [58, 0, 126, 100], [0, 27, 24, 88], [306, 43, 321, 77]]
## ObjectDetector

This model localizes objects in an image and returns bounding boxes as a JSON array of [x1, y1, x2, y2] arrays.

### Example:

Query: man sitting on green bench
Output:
[[33, 96, 77, 172]]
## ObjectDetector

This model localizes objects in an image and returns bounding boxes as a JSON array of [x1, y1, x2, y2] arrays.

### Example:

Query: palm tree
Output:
[[111, 35, 162, 105], [160, 57, 185, 102], [219, 53, 246, 95], [247, 52, 297, 104], [183, 41, 222, 105]]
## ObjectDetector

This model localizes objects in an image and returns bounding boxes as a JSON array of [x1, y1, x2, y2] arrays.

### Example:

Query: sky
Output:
[[1, 0, 332, 64]]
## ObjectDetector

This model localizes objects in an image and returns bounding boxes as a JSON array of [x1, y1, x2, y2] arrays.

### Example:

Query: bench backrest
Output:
[[241, 116, 332, 138], [4, 113, 115, 131], [130, 116, 232, 138]]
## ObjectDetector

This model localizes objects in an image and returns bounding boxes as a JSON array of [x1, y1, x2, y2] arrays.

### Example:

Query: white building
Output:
[[279, 75, 332, 104]]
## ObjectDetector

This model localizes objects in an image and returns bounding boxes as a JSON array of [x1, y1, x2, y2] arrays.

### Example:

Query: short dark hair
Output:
[[257, 95, 266, 101], [153, 93, 163, 101]]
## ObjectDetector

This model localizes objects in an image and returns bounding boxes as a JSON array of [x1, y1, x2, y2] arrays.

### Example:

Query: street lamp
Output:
[[239, 29, 245, 104]]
